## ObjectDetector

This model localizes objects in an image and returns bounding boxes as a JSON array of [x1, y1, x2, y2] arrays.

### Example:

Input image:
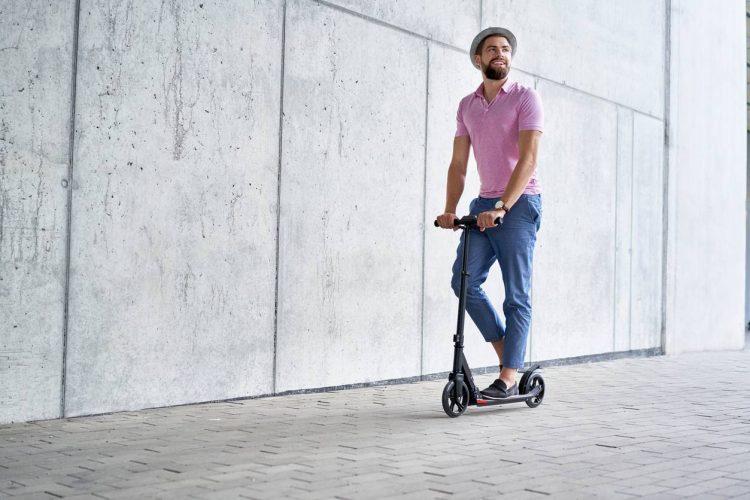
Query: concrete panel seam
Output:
[[535, 75, 665, 122], [527, 76, 542, 362], [273, 0, 288, 395], [613, 108, 619, 352], [661, 0, 672, 353], [528, 77, 539, 359], [528, 78, 540, 361], [44, 346, 661, 421], [313, 0, 664, 119], [419, 43, 429, 380], [61, 0, 83, 419], [313, 0, 461, 54], [629, 110, 635, 352]]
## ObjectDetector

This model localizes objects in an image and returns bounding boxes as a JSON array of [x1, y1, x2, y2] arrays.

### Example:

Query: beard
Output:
[[481, 59, 509, 80]]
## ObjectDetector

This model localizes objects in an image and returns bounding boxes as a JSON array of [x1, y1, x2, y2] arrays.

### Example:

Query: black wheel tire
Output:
[[442, 380, 470, 418], [525, 372, 545, 408], [519, 370, 531, 395], [519, 365, 541, 395]]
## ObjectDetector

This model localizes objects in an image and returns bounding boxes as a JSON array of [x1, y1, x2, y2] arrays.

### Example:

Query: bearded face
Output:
[[481, 57, 509, 80], [475, 36, 512, 80]]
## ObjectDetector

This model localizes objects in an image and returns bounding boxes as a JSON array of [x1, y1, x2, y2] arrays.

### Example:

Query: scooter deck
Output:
[[474, 386, 542, 406]]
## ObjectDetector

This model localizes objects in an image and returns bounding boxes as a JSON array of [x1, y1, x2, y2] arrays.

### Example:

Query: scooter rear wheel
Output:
[[442, 380, 470, 418]]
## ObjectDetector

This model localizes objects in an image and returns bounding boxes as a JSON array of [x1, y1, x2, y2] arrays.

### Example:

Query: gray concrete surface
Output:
[[664, 0, 747, 354], [747, 5, 750, 350], [1, 0, 746, 424], [0, 0, 76, 423], [2, 347, 749, 499], [64, 1, 283, 416], [629, 114, 664, 351], [275, 0, 426, 391], [531, 80, 619, 361], [324, 0, 480, 49], [482, 0, 666, 117]]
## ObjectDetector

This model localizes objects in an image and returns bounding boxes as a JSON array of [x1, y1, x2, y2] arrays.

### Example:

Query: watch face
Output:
[[495, 200, 504, 209]]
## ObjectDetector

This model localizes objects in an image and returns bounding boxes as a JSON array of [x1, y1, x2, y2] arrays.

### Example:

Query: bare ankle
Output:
[[500, 367, 518, 386]]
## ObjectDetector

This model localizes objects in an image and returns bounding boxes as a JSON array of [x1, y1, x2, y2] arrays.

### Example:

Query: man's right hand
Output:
[[436, 213, 458, 230]]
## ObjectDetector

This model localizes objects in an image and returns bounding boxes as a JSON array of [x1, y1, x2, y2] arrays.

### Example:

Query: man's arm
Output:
[[437, 135, 471, 229], [503, 130, 542, 209], [476, 130, 541, 229]]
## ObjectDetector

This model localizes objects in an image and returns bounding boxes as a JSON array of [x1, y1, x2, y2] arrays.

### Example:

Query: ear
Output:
[[473, 53, 481, 67]]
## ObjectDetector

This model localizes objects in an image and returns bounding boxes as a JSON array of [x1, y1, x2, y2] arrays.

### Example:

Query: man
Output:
[[436, 27, 543, 399]]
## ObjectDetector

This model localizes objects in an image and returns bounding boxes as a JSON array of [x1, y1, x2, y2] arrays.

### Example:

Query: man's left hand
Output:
[[477, 210, 504, 231]]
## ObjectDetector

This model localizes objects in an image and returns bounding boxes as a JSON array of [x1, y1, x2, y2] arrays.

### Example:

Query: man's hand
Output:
[[477, 210, 504, 231], [436, 213, 458, 230]]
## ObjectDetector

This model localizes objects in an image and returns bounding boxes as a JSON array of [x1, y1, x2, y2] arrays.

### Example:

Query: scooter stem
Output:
[[452, 225, 471, 376]]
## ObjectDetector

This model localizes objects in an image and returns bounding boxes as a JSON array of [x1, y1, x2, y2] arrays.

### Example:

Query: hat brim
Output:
[[470, 27, 517, 68]]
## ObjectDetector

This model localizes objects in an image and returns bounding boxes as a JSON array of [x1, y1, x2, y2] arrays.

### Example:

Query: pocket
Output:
[[526, 195, 542, 230], [468, 197, 480, 215]]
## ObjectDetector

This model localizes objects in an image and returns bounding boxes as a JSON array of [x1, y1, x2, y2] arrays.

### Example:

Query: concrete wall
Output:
[[0, 1, 76, 423], [746, 2, 750, 336], [63, 0, 283, 416], [665, 0, 747, 353], [482, 0, 665, 117], [1, 0, 746, 423], [276, 0, 426, 390]]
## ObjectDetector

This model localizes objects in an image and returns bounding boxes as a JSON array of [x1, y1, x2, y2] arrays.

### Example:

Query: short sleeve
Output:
[[518, 88, 544, 132], [455, 101, 469, 137]]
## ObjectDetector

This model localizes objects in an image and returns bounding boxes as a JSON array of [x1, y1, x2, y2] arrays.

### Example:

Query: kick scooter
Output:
[[434, 215, 545, 418]]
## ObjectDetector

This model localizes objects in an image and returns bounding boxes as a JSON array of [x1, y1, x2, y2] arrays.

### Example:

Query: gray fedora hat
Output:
[[470, 27, 517, 68]]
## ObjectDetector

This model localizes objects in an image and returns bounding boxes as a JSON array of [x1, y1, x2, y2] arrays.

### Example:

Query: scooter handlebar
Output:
[[433, 215, 501, 227], [433, 219, 460, 227]]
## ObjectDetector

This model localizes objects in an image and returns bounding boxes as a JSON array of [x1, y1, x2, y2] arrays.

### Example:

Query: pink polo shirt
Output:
[[455, 81, 544, 197]]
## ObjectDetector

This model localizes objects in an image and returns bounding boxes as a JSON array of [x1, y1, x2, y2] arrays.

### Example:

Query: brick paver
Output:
[[2, 346, 749, 499]]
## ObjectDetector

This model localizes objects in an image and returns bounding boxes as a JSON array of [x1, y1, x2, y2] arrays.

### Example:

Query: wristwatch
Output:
[[495, 200, 508, 213]]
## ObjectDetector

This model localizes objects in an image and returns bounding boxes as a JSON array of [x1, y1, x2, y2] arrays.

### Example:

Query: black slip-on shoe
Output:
[[481, 379, 519, 399]]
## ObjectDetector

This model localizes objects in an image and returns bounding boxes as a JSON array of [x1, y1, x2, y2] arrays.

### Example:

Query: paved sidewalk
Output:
[[2, 347, 750, 499]]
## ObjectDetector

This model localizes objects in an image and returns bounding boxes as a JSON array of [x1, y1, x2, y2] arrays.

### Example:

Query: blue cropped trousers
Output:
[[451, 194, 542, 369]]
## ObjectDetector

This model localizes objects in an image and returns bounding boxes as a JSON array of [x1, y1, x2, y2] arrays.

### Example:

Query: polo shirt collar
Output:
[[474, 79, 515, 98]]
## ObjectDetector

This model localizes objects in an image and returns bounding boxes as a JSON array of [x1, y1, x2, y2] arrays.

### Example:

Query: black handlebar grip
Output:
[[434, 219, 462, 227], [434, 217, 501, 227]]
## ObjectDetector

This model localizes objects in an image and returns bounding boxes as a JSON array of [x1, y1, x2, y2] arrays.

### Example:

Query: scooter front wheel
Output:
[[442, 380, 470, 418]]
